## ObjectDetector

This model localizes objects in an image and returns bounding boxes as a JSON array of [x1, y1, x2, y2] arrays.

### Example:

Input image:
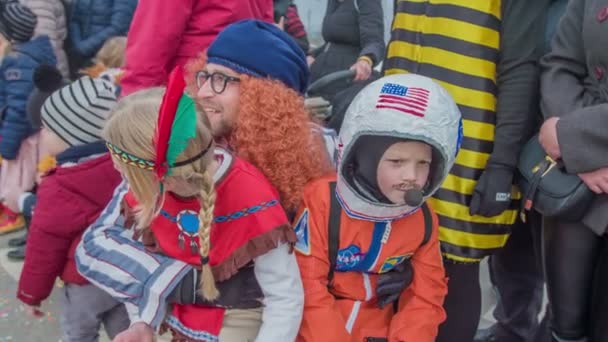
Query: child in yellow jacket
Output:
[[295, 74, 463, 342]]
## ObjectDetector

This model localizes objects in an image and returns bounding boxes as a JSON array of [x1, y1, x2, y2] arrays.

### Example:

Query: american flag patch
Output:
[[376, 83, 430, 117]]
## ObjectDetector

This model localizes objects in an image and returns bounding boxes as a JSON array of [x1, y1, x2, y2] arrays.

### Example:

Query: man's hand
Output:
[[113, 322, 155, 342], [579, 167, 608, 194], [350, 58, 373, 81], [469, 164, 514, 217], [539, 117, 561, 160]]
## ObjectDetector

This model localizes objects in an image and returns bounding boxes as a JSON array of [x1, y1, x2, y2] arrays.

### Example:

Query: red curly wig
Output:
[[185, 54, 331, 213]]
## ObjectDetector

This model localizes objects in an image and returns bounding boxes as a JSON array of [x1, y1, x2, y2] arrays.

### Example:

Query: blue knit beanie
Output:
[[207, 19, 309, 94]]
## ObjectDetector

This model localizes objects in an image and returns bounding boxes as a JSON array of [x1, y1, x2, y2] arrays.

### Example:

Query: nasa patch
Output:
[[379, 254, 411, 273], [336, 244, 366, 271], [294, 209, 310, 255]]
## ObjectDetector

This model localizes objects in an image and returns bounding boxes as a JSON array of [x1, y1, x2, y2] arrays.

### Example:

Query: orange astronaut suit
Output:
[[294, 175, 447, 342], [293, 73, 463, 342]]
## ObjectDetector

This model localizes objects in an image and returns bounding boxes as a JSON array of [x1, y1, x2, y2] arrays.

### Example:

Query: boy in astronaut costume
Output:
[[295, 73, 463, 342]]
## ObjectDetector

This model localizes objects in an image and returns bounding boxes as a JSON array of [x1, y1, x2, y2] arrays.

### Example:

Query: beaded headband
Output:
[[106, 139, 213, 172]]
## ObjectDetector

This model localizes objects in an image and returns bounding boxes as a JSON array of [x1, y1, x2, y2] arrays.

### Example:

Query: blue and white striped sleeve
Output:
[[75, 181, 193, 328]]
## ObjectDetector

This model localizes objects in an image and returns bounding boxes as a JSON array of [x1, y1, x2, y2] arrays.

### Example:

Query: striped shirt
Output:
[[75, 181, 192, 328], [285, 5, 306, 39]]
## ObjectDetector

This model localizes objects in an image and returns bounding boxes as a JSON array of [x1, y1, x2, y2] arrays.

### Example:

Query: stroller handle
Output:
[[307, 69, 356, 97]]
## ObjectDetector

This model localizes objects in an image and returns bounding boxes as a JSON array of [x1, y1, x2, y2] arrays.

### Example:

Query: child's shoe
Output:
[[0, 207, 25, 235]]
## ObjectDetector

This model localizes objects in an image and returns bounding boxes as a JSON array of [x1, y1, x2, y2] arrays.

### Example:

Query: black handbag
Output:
[[517, 135, 595, 221]]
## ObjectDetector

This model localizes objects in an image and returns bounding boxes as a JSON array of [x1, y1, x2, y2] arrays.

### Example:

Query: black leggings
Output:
[[543, 218, 607, 341], [591, 236, 608, 342], [436, 260, 481, 342]]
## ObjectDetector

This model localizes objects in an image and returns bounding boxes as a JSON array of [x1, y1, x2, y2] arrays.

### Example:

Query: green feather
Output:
[[166, 94, 197, 174]]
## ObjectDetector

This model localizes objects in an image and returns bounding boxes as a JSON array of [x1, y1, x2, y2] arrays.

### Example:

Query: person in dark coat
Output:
[[308, 0, 384, 100], [539, 0, 608, 340], [474, 2, 567, 342], [66, 0, 137, 78]]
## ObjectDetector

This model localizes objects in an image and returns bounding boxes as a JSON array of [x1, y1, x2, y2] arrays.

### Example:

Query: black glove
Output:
[[169, 265, 262, 309], [376, 258, 413, 309], [469, 163, 514, 217]]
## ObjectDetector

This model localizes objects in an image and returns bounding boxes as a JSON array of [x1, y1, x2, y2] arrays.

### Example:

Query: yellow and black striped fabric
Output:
[[384, 0, 519, 263]]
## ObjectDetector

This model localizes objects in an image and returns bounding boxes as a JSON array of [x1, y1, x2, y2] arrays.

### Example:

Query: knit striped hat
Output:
[[41, 76, 117, 146], [0, 2, 37, 43]]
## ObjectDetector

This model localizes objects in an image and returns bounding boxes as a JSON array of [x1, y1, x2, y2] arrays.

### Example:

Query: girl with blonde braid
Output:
[[105, 67, 302, 342]]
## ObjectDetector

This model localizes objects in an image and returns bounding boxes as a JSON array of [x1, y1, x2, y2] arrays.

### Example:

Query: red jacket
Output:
[[120, 0, 273, 96], [17, 154, 122, 306]]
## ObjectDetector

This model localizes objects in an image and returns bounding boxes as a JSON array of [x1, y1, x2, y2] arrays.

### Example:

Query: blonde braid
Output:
[[197, 169, 219, 300]]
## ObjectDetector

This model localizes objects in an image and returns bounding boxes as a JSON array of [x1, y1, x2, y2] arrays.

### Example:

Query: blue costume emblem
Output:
[[176, 210, 199, 254], [294, 209, 310, 255], [162, 209, 200, 254], [177, 210, 200, 235], [336, 245, 366, 271], [379, 254, 410, 274]]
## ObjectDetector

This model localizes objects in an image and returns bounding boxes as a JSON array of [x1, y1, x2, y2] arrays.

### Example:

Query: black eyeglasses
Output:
[[195, 70, 240, 94]]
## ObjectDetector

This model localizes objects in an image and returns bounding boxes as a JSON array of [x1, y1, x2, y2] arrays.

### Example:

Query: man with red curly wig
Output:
[[184, 19, 329, 214], [75, 19, 331, 341]]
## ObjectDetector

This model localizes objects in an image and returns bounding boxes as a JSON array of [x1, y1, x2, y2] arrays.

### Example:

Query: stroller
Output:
[[305, 69, 380, 133]]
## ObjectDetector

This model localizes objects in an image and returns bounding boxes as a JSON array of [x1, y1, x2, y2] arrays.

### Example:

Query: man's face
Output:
[[195, 63, 241, 139]]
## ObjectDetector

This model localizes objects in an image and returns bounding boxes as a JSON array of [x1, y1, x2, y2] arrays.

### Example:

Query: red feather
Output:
[[154, 66, 186, 180]]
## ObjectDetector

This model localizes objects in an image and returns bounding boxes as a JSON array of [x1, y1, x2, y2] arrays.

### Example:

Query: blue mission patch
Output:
[[294, 209, 310, 255]]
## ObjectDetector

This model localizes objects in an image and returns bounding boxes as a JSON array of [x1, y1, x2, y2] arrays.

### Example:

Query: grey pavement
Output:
[[0, 230, 115, 342], [0, 229, 64, 342]]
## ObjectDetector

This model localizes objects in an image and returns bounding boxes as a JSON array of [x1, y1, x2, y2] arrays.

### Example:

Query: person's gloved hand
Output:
[[469, 163, 514, 217], [376, 258, 413, 309]]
